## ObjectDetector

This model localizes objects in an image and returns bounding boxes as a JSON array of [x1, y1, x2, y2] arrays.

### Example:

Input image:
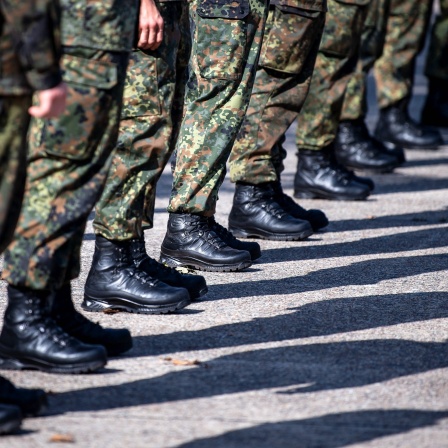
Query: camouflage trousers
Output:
[[167, 0, 269, 216], [229, 2, 325, 183], [425, 0, 448, 80], [0, 96, 31, 254], [2, 48, 129, 290], [296, 0, 370, 151], [93, 2, 191, 241], [342, 0, 432, 120]]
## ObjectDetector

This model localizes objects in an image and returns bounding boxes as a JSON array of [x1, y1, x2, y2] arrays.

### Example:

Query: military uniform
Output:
[[296, 0, 370, 151], [93, 0, 191, 241], [0, 0, 62, 254], [229, 0, 326, 183], [426, 0, 448, 82], [167, 0, 269, 216], [341, 0, 433, 121], [2, 0, 138, 290]]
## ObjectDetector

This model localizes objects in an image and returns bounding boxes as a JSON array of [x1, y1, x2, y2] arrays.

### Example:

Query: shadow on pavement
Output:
[[129, 291, 448, 356], [259, 230, 448, 263], [330, 208, 448, 232], [52, 339, 448, 413], [175, 410, 448, 448]]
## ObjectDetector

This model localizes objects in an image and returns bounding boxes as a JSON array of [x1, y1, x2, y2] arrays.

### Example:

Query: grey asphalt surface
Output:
[[1, 47, 448, 448]]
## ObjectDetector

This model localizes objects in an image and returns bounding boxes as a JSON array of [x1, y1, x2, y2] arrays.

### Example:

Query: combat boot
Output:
[[294, 147, 371, 201], [160, 213, 252, 272], [0, 405, 21, 434], [271, 180, 329, 231], [0, 285, 107, 374], [228, 183, 313, 241], [52, 283, 133, 356], [375, 100, 443, 150], [83, 236, 190, 314], [336, 119, 405, 170], [0, 375, 47, 416], [129, 237, 208, 300], [208, 216, 261, 261], [421, 78, 448, 128]]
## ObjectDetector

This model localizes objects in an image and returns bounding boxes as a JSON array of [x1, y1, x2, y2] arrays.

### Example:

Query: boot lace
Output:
[[188, 217, 227, 249]]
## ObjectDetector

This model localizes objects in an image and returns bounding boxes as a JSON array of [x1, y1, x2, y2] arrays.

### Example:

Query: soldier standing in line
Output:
[[157, 0, 270, 273], [0, 0, 141, 374], [422, 0, 448, 127], [291, 0, 402, 202], [82, 0, 213, 314], [339, 0, 442, 159], [0, 0, 67, 433], [226, 0, 329, 241]]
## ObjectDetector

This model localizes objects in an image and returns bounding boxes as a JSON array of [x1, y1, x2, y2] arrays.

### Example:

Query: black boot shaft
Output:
[[52, 283, 133, 357], [160, 213, 252, 272], [294, 147, 371, 201], [129, 237, 208, 300], [0, 285, 107, 374], [228, 183, 313, 241], [336, 120, 404, 169], [84, 235, 191, 314], [375, 102, 443, 150]]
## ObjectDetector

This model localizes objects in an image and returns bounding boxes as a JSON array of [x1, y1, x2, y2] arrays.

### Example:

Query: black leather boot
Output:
[[271, 180, 329, 231], [52, 283, 132, 356], [0, 375, 47, 416], [375, 100, 444, 150], [208, 216, 262, 261], [83, 236, 190, 314], [421, 78, 448, 128], [228, 183, 313, 241], [0, 404, 21, 434], [0, 285, 107, 374], [160, 213, 252, 272], [336, 119, 405, 169], [294, 148, 371, 201], [129, 238, 208, 300]]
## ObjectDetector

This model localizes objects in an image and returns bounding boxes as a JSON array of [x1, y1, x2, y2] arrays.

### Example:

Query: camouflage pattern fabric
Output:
[[0, 97, 31, 254], [342, 0, 432, 119], [296, 0, 370, 151], [229, 1, 326, 184], [167, 0, 269, 216], [2, 0, 137, 290], [0, 0, 62, 95], [93, 2, 191, 241], [425, 0, 448, 81], [340, 0, 389, 120]]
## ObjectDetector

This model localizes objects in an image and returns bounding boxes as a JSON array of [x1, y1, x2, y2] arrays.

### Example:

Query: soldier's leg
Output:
[[160, 0, 269, 272], [422, 0, 448, 127], [0, 48, 131, 373], [373, 0, 443, 148], [226, 2, 326, 238], [0, 96, 31, 254], [336, 0, 405, 169], [293, 0, 374, 201], [86, 3, 206, 306]]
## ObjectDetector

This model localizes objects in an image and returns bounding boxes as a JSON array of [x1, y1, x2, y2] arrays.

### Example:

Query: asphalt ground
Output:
[[0, 41, 447, 448]]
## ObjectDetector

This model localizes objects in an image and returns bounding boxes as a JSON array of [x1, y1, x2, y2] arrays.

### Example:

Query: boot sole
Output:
[[294, 188, 369, 201], [343, 163, 400, 174], [160, 253, 252, 273], [382, 139, 441, 151], [81, 296, 191, 315], [228, 226, 313, 242], [0, 412, 21, 435], [0, 353, 106, 374]]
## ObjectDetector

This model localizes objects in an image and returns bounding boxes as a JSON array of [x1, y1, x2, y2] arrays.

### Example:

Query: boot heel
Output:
[[159, 254, 183, 268], [227, 227, 251, 239], [293, 190, 317, 199], [0, 356, 25, 370], [81, 297, 112, 313]]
